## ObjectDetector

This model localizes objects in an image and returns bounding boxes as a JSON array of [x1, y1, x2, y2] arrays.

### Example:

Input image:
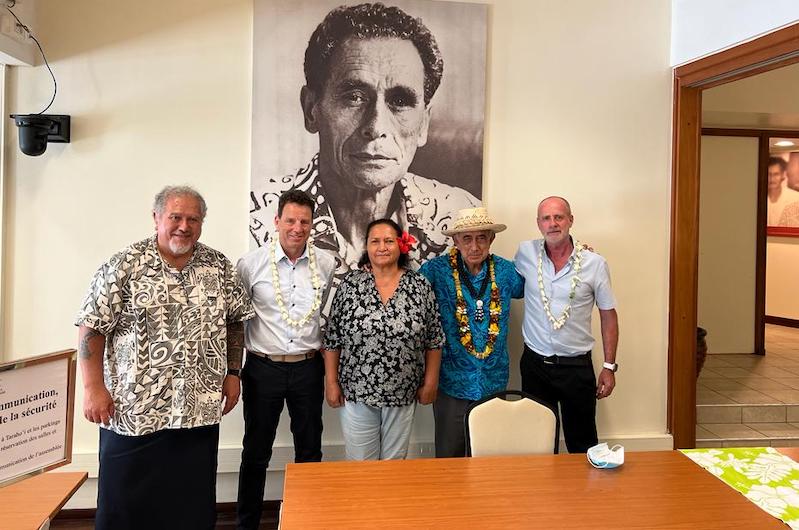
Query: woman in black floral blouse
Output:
[[322, 219, 444, 460]]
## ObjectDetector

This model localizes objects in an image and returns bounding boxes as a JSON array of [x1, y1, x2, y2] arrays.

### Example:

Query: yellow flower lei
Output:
[[449, 247, 501, 360]]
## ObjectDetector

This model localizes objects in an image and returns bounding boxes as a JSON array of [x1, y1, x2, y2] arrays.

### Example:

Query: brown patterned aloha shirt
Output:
[[249, 154, 480, 278], [75, 236, 254, 436]]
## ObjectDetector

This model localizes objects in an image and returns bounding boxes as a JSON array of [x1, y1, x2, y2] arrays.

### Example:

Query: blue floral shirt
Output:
[[420, 252, 524, 401]]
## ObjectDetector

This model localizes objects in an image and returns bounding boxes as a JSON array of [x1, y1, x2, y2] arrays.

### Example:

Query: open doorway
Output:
[[694, 69, 799, 444], [669, 23, 799, 448]]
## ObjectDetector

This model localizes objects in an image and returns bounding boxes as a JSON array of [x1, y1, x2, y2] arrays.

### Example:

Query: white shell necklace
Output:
[[269, 234, 322, 328], [537, 239, 583, 330]]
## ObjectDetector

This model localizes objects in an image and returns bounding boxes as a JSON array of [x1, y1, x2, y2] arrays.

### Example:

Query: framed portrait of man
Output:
[[249, 0, 488, 272], [767, 138, 799, 237]]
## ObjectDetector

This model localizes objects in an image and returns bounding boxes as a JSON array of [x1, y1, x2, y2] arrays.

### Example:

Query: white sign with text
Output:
[[0, 355, 71, 486]]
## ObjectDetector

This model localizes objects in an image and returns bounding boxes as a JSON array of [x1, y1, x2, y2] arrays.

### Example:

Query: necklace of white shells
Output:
[[537, 239, 583, 330], [269, 234, 322, 328]]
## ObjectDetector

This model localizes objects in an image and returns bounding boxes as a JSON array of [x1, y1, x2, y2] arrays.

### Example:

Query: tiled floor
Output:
[[697, 324, 799, 447]]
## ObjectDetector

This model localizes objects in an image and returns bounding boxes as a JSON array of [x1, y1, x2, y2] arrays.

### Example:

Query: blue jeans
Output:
[[340, 401, 416, 460]]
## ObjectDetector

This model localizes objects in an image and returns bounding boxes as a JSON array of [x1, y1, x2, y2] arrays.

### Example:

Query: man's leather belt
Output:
[[248, 350, 317, 363], [525, 345, 592, 366]]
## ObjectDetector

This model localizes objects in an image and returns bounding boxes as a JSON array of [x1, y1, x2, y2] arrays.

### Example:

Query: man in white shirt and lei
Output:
[[236, 189, 336, 529], [514, 196, 619, 453]]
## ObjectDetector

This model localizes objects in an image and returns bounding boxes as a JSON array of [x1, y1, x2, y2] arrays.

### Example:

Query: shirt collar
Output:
[[542, 236, 577, 260], [568, 236, 578, 260], [274, 239, 309, 264], [147, 234, 201, 272]]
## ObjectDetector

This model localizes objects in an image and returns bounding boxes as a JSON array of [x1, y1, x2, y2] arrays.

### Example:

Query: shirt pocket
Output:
[[200, 275, 226, 326], [293, 285, 322, 316], [571, 279, 594, 307]]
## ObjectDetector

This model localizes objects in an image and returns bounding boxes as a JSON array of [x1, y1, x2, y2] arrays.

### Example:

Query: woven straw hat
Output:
[[441, 207, 507, 236]]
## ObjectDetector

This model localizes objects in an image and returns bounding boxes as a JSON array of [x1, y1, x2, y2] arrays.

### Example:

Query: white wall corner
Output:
[[671, 0, 799, 66]]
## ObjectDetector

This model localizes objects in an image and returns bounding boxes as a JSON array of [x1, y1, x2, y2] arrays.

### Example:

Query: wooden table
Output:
[[281, 450, 789, 529], [0, 472, 87, 530]]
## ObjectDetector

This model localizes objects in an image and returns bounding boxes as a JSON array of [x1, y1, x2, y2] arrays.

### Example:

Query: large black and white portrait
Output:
[[249, 0, 488, 272]]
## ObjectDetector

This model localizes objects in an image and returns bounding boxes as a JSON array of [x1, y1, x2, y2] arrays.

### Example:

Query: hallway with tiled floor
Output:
[[697, 324, 799, 447]]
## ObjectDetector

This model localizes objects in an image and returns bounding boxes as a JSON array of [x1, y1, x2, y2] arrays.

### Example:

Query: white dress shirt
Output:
[[237, 241, 336, 355], [768, 182, 799, 226], [515, 238, 616, 356]]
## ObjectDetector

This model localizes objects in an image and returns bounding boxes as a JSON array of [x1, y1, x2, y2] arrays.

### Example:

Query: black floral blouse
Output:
[[323, 269, 445, 407]]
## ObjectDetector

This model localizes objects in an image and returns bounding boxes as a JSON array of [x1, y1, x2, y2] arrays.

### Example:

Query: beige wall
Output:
[[697, 136, 759, 353], [3, 0, 673, 504], [767, 237, 799, 319]]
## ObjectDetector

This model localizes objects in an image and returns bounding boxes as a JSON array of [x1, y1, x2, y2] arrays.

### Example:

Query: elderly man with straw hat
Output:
[[420, 207, 524, 458]]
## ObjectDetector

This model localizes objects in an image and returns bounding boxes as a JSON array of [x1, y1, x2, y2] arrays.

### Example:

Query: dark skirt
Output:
[[96, 424, 220, 530]]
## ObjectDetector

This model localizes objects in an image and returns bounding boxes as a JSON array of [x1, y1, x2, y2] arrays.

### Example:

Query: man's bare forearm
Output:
[[78, 325, 106, 388], [226, 321, 244, 370], [599, 308, 619, 363]]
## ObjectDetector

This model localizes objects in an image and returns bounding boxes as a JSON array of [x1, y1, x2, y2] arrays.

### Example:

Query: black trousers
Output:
[[96, 424, 219, 530], [433, 391, 473, 458], [236, 353, 324, 530], [520, 345, 598, 453]]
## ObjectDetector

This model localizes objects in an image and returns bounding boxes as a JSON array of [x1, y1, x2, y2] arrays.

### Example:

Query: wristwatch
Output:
[[227, 368, 241, 377], [602, 362, 618, 373]]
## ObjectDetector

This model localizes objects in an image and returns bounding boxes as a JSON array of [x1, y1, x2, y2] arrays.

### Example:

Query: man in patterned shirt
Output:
[[249, 3, 479, 275], [420, 207, 524, 458], [76, 186, 254, 530]]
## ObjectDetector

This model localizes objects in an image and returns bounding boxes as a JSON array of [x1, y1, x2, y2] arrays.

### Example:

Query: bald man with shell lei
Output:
[[514, 196, 619, 454]]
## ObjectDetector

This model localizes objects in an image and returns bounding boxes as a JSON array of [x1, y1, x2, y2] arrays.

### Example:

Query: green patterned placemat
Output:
[[682, 447, 799, 529]]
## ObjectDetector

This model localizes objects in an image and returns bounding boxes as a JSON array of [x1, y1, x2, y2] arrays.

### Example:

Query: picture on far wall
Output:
[[767, 137, 799, 237], [249, 0, 488, 274]]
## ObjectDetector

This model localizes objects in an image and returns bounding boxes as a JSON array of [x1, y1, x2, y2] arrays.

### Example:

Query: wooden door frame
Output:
[[670, 24, 799, 449]]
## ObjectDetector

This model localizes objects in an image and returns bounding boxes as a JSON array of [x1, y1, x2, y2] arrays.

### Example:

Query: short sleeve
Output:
[[74, 262, 127, 335], [497, 257, 525, 299], [594, 259, 616, 310], [322, 274, 350, 351], [421, 278, 445, 351], [235, 256, 253, 295], [511, 268, 525, 299], [224, 258, 254, 323], [513, 242, 533, 280]]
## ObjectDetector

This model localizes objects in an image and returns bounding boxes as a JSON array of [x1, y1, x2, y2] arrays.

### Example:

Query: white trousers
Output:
[[340, 401, 416, 460]]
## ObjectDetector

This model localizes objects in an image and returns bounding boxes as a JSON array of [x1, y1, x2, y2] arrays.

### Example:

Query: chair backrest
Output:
[[465, 390, 559, 457]]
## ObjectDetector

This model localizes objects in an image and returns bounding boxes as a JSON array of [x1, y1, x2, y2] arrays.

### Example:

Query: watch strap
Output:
[[227, 368, 241, 377], [602, 362, 618, 373]]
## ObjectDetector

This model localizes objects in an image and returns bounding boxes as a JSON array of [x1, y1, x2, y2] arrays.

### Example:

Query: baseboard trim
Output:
[[52, 501, 282, 522], [60, 435, 673, 478], [765, 315, 799, 329]]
